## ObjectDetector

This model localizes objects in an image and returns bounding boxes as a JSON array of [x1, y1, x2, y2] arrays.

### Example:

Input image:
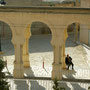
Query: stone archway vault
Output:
[[23, 21, 66, 80], [62, 23, 80, 69], [1, 6, 90, 80]]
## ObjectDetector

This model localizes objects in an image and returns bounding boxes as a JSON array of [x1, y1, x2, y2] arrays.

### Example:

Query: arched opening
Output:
[[63, 22, 90, 79], [65, 23, 80, 69], [67, 23, 80, 43], [0, 21, 14, 75], [31, 21, 51, 35], [24, 21, 53, 77]]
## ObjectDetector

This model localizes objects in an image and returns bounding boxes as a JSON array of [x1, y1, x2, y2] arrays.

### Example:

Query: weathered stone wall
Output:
[[0, 22, 12, 39], [0, 6, 90, 79], [4, 0, 90, 8], [4, 0, 78, 7], [31, 22, 51, 35], [0, 21, 51, 37], [80, 0, 90, 8], [5, 0, 42, 6], [80, 24, 89, 44]]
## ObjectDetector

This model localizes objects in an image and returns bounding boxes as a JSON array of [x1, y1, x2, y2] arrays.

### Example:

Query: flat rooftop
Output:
[[0, 6, 90, 14]]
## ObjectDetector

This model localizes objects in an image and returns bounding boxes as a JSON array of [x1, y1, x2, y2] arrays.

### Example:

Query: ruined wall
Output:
[[5, 0, 42, 6], [80, 0, 90, 8]]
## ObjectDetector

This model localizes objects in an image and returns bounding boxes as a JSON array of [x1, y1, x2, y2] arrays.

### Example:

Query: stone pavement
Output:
[[82, 44, 90, 67], [3, 65, 90, 80], [7, 79, 90, 90], [2, 35, 90, 78]]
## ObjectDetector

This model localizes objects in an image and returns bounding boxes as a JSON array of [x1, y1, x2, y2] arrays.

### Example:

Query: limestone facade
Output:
[[4, 0, 79, 7], [1, 0, 89, 40], [80, 0, 90, 8], [0, 6, 90, 80], [4, 0, 42, 6]]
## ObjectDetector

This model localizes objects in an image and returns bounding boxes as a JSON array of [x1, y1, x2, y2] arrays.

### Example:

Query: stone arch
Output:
[[0, 18, 16, 77], [62, 20, 89, 69], [0, 18, 16, 46], [64, 20, 88, 42], [0, 21, 12, 38], [63, 18, 89, 42], [64, 19, 88, 29], [24, 18, 54, 37], [0, 17, 16, 43], [67, 22, 80, 42], [23, 19, 53, 68], [31, 21, 51, 35]]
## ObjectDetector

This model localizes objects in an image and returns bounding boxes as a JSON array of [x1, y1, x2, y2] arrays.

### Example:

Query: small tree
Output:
[[0, 58, 9, 90], [53, 78, 59, 90]]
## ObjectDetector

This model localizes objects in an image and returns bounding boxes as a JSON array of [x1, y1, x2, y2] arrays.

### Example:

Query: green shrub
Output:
[[0, 59, 9, 90], [53, 78, 59, 90], [52, 78, 66, 90]]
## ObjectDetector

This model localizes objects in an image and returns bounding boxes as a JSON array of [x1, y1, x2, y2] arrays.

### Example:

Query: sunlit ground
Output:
[[1, 34, 90, 79]]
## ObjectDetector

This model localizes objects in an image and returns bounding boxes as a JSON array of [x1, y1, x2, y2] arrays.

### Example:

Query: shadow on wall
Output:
[[59, 81, 86, 90], [59, 82, 71, 90], [65, 34, 79, 47], [29, 80, 45, 90], [29, 35, 53, 53], [0, 21, 14, 56], [14, 80, 28, 90], [31, 21, 51, 35], [1, 33, 79, 57], [1, 39, 14, 56], [14, 68, 45, 90], [29, 34, 79, 54], [1, 33, 79, 56], [14, 79, 45, 90]]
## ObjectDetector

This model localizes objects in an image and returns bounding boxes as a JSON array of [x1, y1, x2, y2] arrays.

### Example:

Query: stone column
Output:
[[62, 29, 68, 69], [51, 29, 65, 80], [23, 24, 31, 68], [62, 44, 66, 69], [12, 26, 26, 78], [52, 45, 63, 80], [23, 38, 30, 68], [13, 44, 24, 78], [76, 0, 80, 7]]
